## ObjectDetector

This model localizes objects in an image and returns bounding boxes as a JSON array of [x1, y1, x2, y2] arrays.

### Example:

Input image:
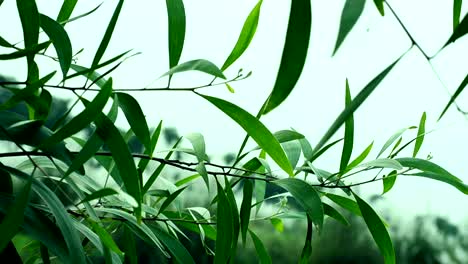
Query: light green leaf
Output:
[[0, 35, 13, 48], [273, 178, 323, 230], [373, 0, 385, 16], [57, 0, 78, 23], [299, 137, 313, 160], [377, 127, 415, 158], [221, 0, 263, 71], [175, 174, 201, 187], [313, 58, 399, 157], [39, 14, 73, 77], [91, 0, 124, 67], [325, 193, 361, 216], [413, 112, 426, 157], [201, 95, 293, 175], [79, 188, 118, 204], [88, 219, 123, 256], [358, 158, 403, 170], [382, 170, 397, 194], [354, 193, 395, 264], [214, 181, 233, 264], [116, 92, 151, 151], [162, 59, 226, 79], [346, 141, 373, 171], [149, 225, 196, 264], [67, 50, 130, 82], [323, 203, 349, 226], [157, 187, 187, 215], [446, 12, 468, 46], [249, 230, 272, 264], [333, 0, 365, 55], [340, 79, 354, 171], [262, 0, 311, 114], [270, 218, 284, 233], [166, 0, 186, 68], [226, 83, 235, 93], [454, 0, 463, 30], [39, 78, 113, 149]]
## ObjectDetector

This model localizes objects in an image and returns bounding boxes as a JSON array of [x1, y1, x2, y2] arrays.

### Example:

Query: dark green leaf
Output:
[[358, 158, 403, 170], [39, 14, 73, 77], [333, 0, 365, 55], [79, 188, 118, 204], [116, 92, 151, 151], [299, 216, 313, 264], [88, 219, 123, 256], [166, 0, 186, 68], [67, 50, 130, 82], [413, 112, 426, 157], [249, 230, 272, 264], [313, 58, 399, 156], [273, 178, 323, 230], [439, 73, 468, 119], [323, 203, 349, 226], [309, 138, 343, 163], [57, 0, 78, 23], [91, 0, 124, 67], [175, 174, 201, 187], [382, 170, 397, 194], [221, 0, 263, 71], [157, 187, 187, 215], [162, 59, 226, 79], [407, 172, 468, 194], [225, 178, 240, 258], [373, 0, 385, 16], [446, 12, 468, 45], [377, 127, 415, 158], [0, 42, 49, 60], [201, 95, 293, 175], [150, 225, 196, 264], [252, 130, 304, 151], [262, 0, 311, 114], [0, 35, 13, 48], [353, 193, 395, 264], [214, 181, 233, 264], [454, 0, 462, 30], [122, 225, 138, 264], [340, 79, 354, 171], [138, 121, 163, 172], [325, 193, 361, 216]]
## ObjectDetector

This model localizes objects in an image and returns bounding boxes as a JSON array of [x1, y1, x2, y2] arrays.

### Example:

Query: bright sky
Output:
[[1, 0, 468, 223]]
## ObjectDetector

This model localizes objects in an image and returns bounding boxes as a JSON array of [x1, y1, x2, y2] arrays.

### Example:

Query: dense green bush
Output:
[[1, 0, 468, 263]]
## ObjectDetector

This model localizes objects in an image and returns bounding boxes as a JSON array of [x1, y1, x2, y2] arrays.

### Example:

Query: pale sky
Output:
[[1, 0, 468, 223]]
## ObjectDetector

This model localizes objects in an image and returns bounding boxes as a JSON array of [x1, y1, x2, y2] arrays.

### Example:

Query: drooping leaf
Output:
[[214, 181, 233, 264], [116, 92, 151, 151], [162, 59, 226, 79], [377, 127, 415, 158], [149, 225, 196, 264], [226, 83, 235, 93], [88, 219, 123, 256], [312, 59, 400, 157], [221, 0, 263, 71], [454, 0, 463, 30], [0, 42, 49, 60], [382, 170, 397, 194], [39, 14, 73, 77], [373, 0, 385, 16], [446, 12, 468, 46], [249, 230, 272, 264], [323, 203, 349, 226], [166, 0, 185, 68], [78, 188, 119, 204], [413, 112, 426, 157], [67, 50, 130, 82], [333, 0, 365, 55], [16, 0, 40, 79], [439, 73, 468, 119], [299, 216, 313, 264], [201, 95, 293, 175], [138, 121, 163, 172], [57, 0, 78, 23], [252, 130, 304, 151], [273, 178, 323, 230], [340, 79, 354, 171], [175, 174, 201, 187], [353, 193, 395, 264], [346, 141, 373, 171], [262, 0, 311, 114], [325, 193, 361, 216], [299, 137, 313, 160], [224, 178, 240, 258], [358, 158, 403, 170]]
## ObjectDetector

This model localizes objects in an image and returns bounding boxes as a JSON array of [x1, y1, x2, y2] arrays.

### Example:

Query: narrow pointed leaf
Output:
[[0, 36, 13, 48], [138, 121, 163, 172], [201, 95, 293, 175], [346, 141, 373, 171], [439, 73, 468, 119], [240, 179, 252, 246], [79, 188, 118, 204], [157, 187, 187, 215], [333, 0, 365, 55], [283, 140, 301, 169], [377, 127, 415, 158], [175, 174, 201, 187], [221, 0, 263, 71], [374, 0, 385, 16], [446, 11, 468, 46], [273, 178, 323, 230], [382, 170, 397, 194], [16, 0, 40, 76], [413, 112, 426, 157], [262, 0, 311, 114], [325, 193, 362, 216], [214, 182, 233, 264], [313, 59, 399, 156], [299, 216, 313, 264], [340, 79, 354, 171], [166, 0, 185, 68], [150, 225, 196, 264], [57, 0, 78, 23], [323, 203, 349, 226], [454, 0, 463, 30], [353, 193, 395, 264], [162, 59, 226, 79], [309, 138, 343, 163], [0, 42, 49, 60], [270, 218, 284, 232], [249, 230, 272, 264], [67, 50, 130, 81], [39, 14, 73, 77], [358, 158, 403, 170], [252, 130, 304, 150]]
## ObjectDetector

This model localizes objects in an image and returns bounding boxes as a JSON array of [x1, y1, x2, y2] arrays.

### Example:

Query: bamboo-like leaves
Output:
[[374, 0, 385, 16], [150, 225, 196, 264], [353, 193, 395, 264], [312, 58, 400, 157], [446, 13, 468, 46], [439, 73, 468, 119], [262, 0, 312, 114], [166, 0, 186, 68], [201, 95, 293, 175], [333, 0, 365, 55], [240, 179, 253, 245], [273, 178, 323, 230], [215, 181, 233, 264], [454, 0, 463, 30], [249, 230, 272, 264], [413, 112, 426, 157], [382, 170, 397, 194], [16, 0, 40, 79], [377, 127, 415, 158], [39, 14, 73, 77], [221, 0, 263, 71], [162, 59, 226, 79], [57, 0, 78, 23], [340, 80, 354, 172]]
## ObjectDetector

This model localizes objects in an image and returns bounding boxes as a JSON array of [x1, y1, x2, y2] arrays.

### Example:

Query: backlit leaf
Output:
[[323, 203, 349, 226], [150, 225, 196, 264], [358, 158, 403, 170], [162, 59, 226, 79], [413, 112, 426, 157], [214, 181, 233, 264], [79, 188, 118, 204], [333, 0, 365, 55]]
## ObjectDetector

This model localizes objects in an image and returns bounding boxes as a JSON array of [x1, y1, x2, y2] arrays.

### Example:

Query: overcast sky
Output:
[[1, 0, 468, 223]]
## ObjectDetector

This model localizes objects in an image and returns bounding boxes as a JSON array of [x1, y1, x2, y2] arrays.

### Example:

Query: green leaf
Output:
[[88, 219, 123, 256], [283, 140, 301, 169], [270, 218, 284, 232], [224, 178, 240, 257], [373, 0, 385, 16], [309, 138, 343, 163], [396, 158, 468, 194], [382, 170, 397, 194], [446, 12, 468, 46], [157, 187, 187, 215], [252, 129, 304, 151], [0, 42, 49, 60], [323, 203, 349, 226], [201, 95, 293, 175], [162, 59, 226, 79], [0, 35, 13, 48], [221, 0, 263, 71], [214, 181, 233, 264], [346, 141, 373, 171], [358, 158, 403, 170], [325, 193, 361, 216], [122, 225, 138, 264], [353, 193, 395, 264], [116, 92, 151, 151], [299, 137, 313, 160], [272, 178, 323, 230], [333, 0, 365, 55], [377, 127, 415, 158], [67, 50, 130, 82], [175, 174, 201, 187], [299, 216, 313, 264], [91, 0, 124, 67], [149, 225, 196, 264], [0, 177, 31, 252], [340, 79, 354, 171], [313, 59, 399, 157], [39, 78, 113, 149], [138, 121, 163, 172], [413, 112, 426, 157], [454, 0, 463, 30], [249, 230, 272, 264], [57, 0, 78, 23], [79, 188, 118, 204], [226, 83, 235, 93], [439, 72, 468, 119], [16, 0, 40, 79], [39, 14, 73, 77], [166, 0, 186, 68], [262, 0, 311, 114]]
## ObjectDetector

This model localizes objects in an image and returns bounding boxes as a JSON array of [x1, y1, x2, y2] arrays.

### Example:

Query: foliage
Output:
[[0, 0, 467, 263]]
